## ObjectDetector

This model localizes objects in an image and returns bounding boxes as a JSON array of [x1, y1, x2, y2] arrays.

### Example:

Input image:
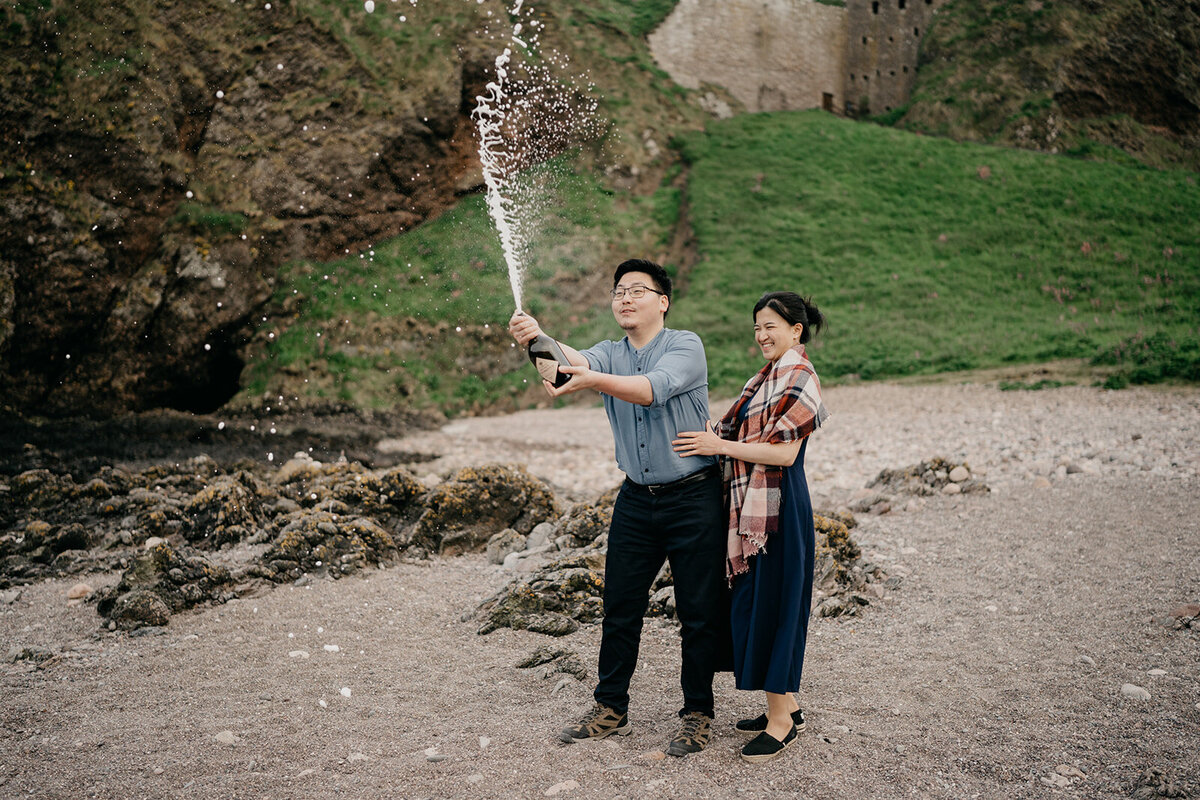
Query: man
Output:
[[507, 258, 728, 757]]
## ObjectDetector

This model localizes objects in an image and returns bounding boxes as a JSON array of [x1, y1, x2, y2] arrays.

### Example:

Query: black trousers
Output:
[[593, 467, 728, 718]]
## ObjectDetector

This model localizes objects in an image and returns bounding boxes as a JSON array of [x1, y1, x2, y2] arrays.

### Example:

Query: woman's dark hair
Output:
[[753, 291, 824, 343], [613, 258, 673, 316]]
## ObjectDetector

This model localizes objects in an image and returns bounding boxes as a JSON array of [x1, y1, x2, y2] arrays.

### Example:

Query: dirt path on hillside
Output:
[[2, 383, 1198, 799]]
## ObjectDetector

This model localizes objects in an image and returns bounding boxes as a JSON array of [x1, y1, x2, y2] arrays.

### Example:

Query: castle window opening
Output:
[[888, 35, 894, 42], [898, 0, 906, 8], [822, 93, 834, 112], [872, 1, 879, 13], [914, 27, 920, 35], [903, 65, 908, 73]]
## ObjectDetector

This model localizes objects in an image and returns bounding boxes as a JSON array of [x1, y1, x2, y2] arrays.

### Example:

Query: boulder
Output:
[[411, 464, 559, 556]]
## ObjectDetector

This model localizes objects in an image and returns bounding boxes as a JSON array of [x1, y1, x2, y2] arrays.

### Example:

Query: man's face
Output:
[[611, 271, 669, 331]]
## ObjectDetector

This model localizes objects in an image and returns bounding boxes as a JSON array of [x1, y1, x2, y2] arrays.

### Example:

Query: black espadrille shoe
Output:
[[740, 724, 798, 764], [734, 708, 806, 734]]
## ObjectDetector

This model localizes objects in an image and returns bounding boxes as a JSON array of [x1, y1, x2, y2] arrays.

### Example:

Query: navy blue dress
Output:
[[729, 400, 815, 694]]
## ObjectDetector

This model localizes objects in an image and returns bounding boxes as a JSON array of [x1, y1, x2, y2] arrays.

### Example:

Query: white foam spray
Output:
[[471, 0, 600, 312]]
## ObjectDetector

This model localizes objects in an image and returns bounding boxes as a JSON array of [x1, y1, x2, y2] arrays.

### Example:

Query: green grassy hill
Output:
[[245, 111, 1199, 414]]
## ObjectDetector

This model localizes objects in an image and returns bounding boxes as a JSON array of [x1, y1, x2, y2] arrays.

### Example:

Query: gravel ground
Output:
[[2, 381, 1198, 799]]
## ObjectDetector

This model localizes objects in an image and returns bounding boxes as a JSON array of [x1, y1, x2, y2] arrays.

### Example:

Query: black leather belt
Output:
[[626, 464, 718, 496]]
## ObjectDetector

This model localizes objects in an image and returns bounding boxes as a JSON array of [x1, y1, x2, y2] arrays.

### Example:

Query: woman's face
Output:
[[754, 307, 803, 363]]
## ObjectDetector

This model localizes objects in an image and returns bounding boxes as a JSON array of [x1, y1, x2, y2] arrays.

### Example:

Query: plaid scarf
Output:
[[717, 344, 829, 579]]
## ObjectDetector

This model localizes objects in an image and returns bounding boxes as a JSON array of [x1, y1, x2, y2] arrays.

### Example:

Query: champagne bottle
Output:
[[527, 332, 572, 388]]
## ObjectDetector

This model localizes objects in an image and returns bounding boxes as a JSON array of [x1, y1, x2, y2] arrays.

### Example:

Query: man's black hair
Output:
[[613, 259, 672, 316]]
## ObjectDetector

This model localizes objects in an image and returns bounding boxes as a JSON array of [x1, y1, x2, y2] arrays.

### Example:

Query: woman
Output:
[[673, 291, 829, 763]]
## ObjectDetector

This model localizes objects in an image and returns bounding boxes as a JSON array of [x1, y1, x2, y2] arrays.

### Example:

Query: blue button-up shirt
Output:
[[579, 327, 716, 485]]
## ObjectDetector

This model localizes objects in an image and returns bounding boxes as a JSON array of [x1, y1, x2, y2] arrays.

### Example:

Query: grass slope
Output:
[[672, 111, 1199, 394]]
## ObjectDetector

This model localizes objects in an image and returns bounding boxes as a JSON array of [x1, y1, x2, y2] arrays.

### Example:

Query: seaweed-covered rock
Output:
[[7, 469, 77, 510], [275, 458, 424, 524], [96, 542, 234, 629], [813, 513, 862, 592], [412, 464, 559, 556], [556, 494, 615, 548], [184, 471, 273, 548], [263, 509, 397, 581], [475, 551, 606, 636]]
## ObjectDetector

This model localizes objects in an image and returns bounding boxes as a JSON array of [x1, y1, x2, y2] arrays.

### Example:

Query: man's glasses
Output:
[[610, 285, 665, 300]]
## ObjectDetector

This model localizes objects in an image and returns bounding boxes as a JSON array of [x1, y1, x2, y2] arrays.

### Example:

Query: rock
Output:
[[948, 466, 970, 482], [410, 464, 559, 556], [1121, 683, 1151, 700], [184, 472, 271, 548], [288, 650, 310, 659], [105, 589, 171, 629], [144, 537, 166, 549], [1032, 476, 1052, 489], [94, 543, 233, 628], [486, 529, 527, 565], [0, 588, 21, 604], [264, 510, 397, 580], [66, 582, 93, 602], [526, 522, 556, 550], [347, 752, 368, 763], [213, 730, 238, 745], [646, 586, 676, 618]]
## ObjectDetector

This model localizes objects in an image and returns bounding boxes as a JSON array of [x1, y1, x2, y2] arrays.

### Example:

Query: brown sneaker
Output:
[[665, 711, 712, 757], [559, 703, 631, 743]]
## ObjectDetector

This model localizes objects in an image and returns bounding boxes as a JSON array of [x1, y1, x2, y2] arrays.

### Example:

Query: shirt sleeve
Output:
[[645, 331, 707, 408], [577, 339, 614, 373]]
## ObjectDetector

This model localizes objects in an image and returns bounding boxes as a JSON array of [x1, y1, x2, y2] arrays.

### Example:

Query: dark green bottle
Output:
[[527, 333, 572, 388]]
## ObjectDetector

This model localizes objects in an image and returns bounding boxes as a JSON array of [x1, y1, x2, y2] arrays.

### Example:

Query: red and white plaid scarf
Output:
[[716, 344, 829, 579]]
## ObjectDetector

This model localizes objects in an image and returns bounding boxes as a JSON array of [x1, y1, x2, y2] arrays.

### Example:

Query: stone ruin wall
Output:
[[648, 0, 945, 116], [844, 0, 943, 116], [648, 0, 847, 113]]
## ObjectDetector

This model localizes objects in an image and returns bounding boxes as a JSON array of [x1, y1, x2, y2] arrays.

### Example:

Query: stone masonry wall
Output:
[[649, 0, 944, 116], [648, 0, 847, 113]]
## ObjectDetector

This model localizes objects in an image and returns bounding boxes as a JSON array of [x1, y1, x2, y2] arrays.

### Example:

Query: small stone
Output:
[[1147, 669, 1167, 677], [426, 754, 448, 763], [544, 780, 580, 796], [323, 644, 339, 652], [948, 466, 969, 482], [0, 589, 21, 604], [66, 582, 93, 600], [941, 482, 961, 495], [1121, 683, 1151, 700], [340, 687, 352, 697], [153, 767, 164, 775], [1077, 655, 1096, 667], [347, 752, 368, 763], [1055, 765, 1086, 779], [467, 773, 485, 783], [144, 537, 166, 549], [479, 736, 491, 749], [214, 730, 238, 745], [288, 650, 310, 659], [1032, 476, 1052, 489], [1042, 773, 1071, 788], [641, 750, 666, 761]]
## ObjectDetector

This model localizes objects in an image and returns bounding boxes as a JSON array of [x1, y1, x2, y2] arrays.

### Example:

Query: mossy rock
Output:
[[813, 512, 861, 591], [475, 553, 607, 636], [96, 542, 234, 628], [412, 464, 559, 556], [184, 471, 273, 548], [263, 509, 397, 581]]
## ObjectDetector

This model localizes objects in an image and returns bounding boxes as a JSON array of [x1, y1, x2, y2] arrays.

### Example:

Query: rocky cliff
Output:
[[0, 0, 508, 416]]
